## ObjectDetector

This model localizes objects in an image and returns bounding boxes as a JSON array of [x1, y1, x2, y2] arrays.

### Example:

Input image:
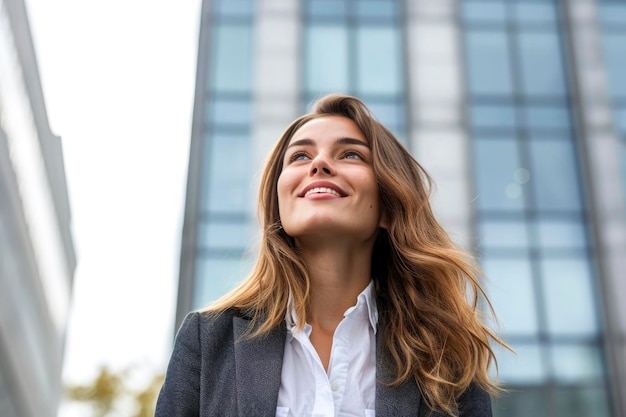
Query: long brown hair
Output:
[[207, 94, 506, 415]]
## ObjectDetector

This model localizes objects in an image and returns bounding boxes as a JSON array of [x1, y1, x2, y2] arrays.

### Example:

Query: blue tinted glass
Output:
[[541, 258, 598, 336], [462, 1, 507, 23], [212, 24, 253, 92], [465, 30, 514, 96], [598, 3, 626, 26], [198, 221, 251, 250], [473, 138, 526, 211], [492, 343, 547, 384], [193, 257, 250, 308], [214, 0, 254, 17], [306, 0, 348, 18], [524, 105, 570, 129], [617, 107, 626, 134], [514, 2, 557, 25], [479, 219, 529, 249], [602, 34, 626, 99], [550, 345, 604, 383], [555, 385, 611, 417], [356, 27, 402, 94], [470, 104, 517, 129], [537, 218, 586, 249], [482, 257, 539, 336], [363, 100, 404, 129], [492, 386, 547, 417], [517, 31, 567, 97], [202, 133, 251, 212], [529, 139, 582, 211], [356, 0, 398, 19], [207, 97, 251, 126], [305, 25, 349, 93]]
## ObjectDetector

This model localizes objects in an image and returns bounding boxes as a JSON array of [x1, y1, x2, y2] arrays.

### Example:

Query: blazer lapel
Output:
[[375, 325, 422, 417], [233, 316, 286, 417]]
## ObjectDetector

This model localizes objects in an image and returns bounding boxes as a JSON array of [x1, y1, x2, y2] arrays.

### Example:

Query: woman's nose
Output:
[[309, 155, 334, 176]]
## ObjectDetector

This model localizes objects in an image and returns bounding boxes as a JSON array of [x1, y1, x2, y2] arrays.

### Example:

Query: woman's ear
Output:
[[378, 211, 389, 230]]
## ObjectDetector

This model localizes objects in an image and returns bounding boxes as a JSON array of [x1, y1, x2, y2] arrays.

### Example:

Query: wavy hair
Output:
[[206, 94, 506, 415]]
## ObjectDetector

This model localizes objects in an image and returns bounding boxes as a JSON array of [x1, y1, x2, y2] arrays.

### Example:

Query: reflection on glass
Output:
[[465, 30, 514, 96], [305, 25, 349, 93], [462, 1, 507, 23], [202, 133, 251, 212], [517, 31, 566, 97], [529, 139, 582, 212], [356, 27, 401, 95], [479, 219, 529, 249], [513, 2, 557, 25], [541, 258, 598, 336], [470, 104, 517, 129], [492, 343, 546, 384], [193, 257, 250, 308], [212, 24, 253, 93], [198, 222, 250, 250], [550, 345, 604, 383], [474, 138, 525, 211], [482, 257, 539, 336]]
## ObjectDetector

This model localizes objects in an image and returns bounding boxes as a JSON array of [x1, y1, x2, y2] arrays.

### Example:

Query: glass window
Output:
[[462, 1, 507, 24], [555, 385, 611, 417], [306, 0, 348, 19], [616, 106, 626, 134], [492, 343, 547, 384], [517, 31, 567, 97], [470, 104, 518, 129], [356, 0, 398, 20], [212, 24, 253, 93], [550, 345, 604, 383], [602, 33, 626, 99], [206, 97, 251, 126], [541, 258, 598, 336], [513, 2, 557, 26], [213, 0, 254, 18], [356, 27, 402, 95], [598, 2, 626, 26], [537, 218, 586, 249], [479, 219, 529, 249], [492, 385, 547, 417], [473, 137, 526, 211], [529, 139, 582, 212], [482, 257, 539, 336], [198, 221, 251, 250], [465, 30, 514, 96], [305, 25, 349, 93], [201, 133, 251, 212], [193, 257, 250, 308], [524, 105, 570, 129]]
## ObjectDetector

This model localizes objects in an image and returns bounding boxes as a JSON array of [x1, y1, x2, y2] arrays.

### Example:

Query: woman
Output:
[[156, 94, 506, 417]]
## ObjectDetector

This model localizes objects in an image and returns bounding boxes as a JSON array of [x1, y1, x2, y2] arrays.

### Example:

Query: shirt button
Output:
[[331, 383, 340, 392]]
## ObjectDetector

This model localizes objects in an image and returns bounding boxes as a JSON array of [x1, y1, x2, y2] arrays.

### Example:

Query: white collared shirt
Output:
[[276, 281, 378, 417]]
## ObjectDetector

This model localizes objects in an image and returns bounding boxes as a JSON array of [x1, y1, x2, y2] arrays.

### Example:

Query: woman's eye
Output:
[[343, 151, 363, 160], [289, 151, 309, 162]]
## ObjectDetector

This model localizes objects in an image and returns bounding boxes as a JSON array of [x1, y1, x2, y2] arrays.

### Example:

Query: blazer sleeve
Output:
[[458, 382, 492, 417], [155, 312, 202, 417]]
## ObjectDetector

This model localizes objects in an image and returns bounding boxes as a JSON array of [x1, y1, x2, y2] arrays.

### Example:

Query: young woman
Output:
[[156, 94, 506, 417]]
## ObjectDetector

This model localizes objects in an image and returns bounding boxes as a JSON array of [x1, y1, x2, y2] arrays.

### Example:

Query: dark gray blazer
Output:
[[155, 310, 492, 417]]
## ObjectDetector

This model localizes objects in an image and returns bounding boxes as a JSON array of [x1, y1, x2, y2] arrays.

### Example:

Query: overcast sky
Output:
[[24, 0, 202, 410]]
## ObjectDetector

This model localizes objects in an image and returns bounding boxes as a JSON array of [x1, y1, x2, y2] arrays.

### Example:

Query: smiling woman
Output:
[[155, 94, 508, 417]]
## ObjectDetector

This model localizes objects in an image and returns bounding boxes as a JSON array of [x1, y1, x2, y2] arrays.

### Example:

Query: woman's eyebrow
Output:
[[286, 137, 368, 149]]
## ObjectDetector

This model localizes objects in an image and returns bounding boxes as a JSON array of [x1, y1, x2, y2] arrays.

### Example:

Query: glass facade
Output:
[[181, 1, 626, 414], [302, 0, 407, 141], [192, 0, 256, 309], [599, 0, 626, 197], [462, 1, 611, 415]]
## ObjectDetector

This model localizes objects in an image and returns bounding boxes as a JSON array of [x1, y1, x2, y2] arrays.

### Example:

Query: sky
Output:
[[23, 0, 202, 411]]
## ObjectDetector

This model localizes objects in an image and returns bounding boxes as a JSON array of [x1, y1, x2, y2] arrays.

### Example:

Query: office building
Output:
[[177, 1, 626, 416], [0, 0, 76, 415]]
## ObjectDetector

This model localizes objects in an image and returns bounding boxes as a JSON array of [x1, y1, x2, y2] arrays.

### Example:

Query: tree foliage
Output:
[[64, 365, 164, 417]]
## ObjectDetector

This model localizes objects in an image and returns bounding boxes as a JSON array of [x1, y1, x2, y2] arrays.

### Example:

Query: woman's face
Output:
[[276, 115, 384, 245]]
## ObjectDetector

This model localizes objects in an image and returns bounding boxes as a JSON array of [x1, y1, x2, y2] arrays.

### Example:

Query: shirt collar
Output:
[[285, 280, 378, 340]]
